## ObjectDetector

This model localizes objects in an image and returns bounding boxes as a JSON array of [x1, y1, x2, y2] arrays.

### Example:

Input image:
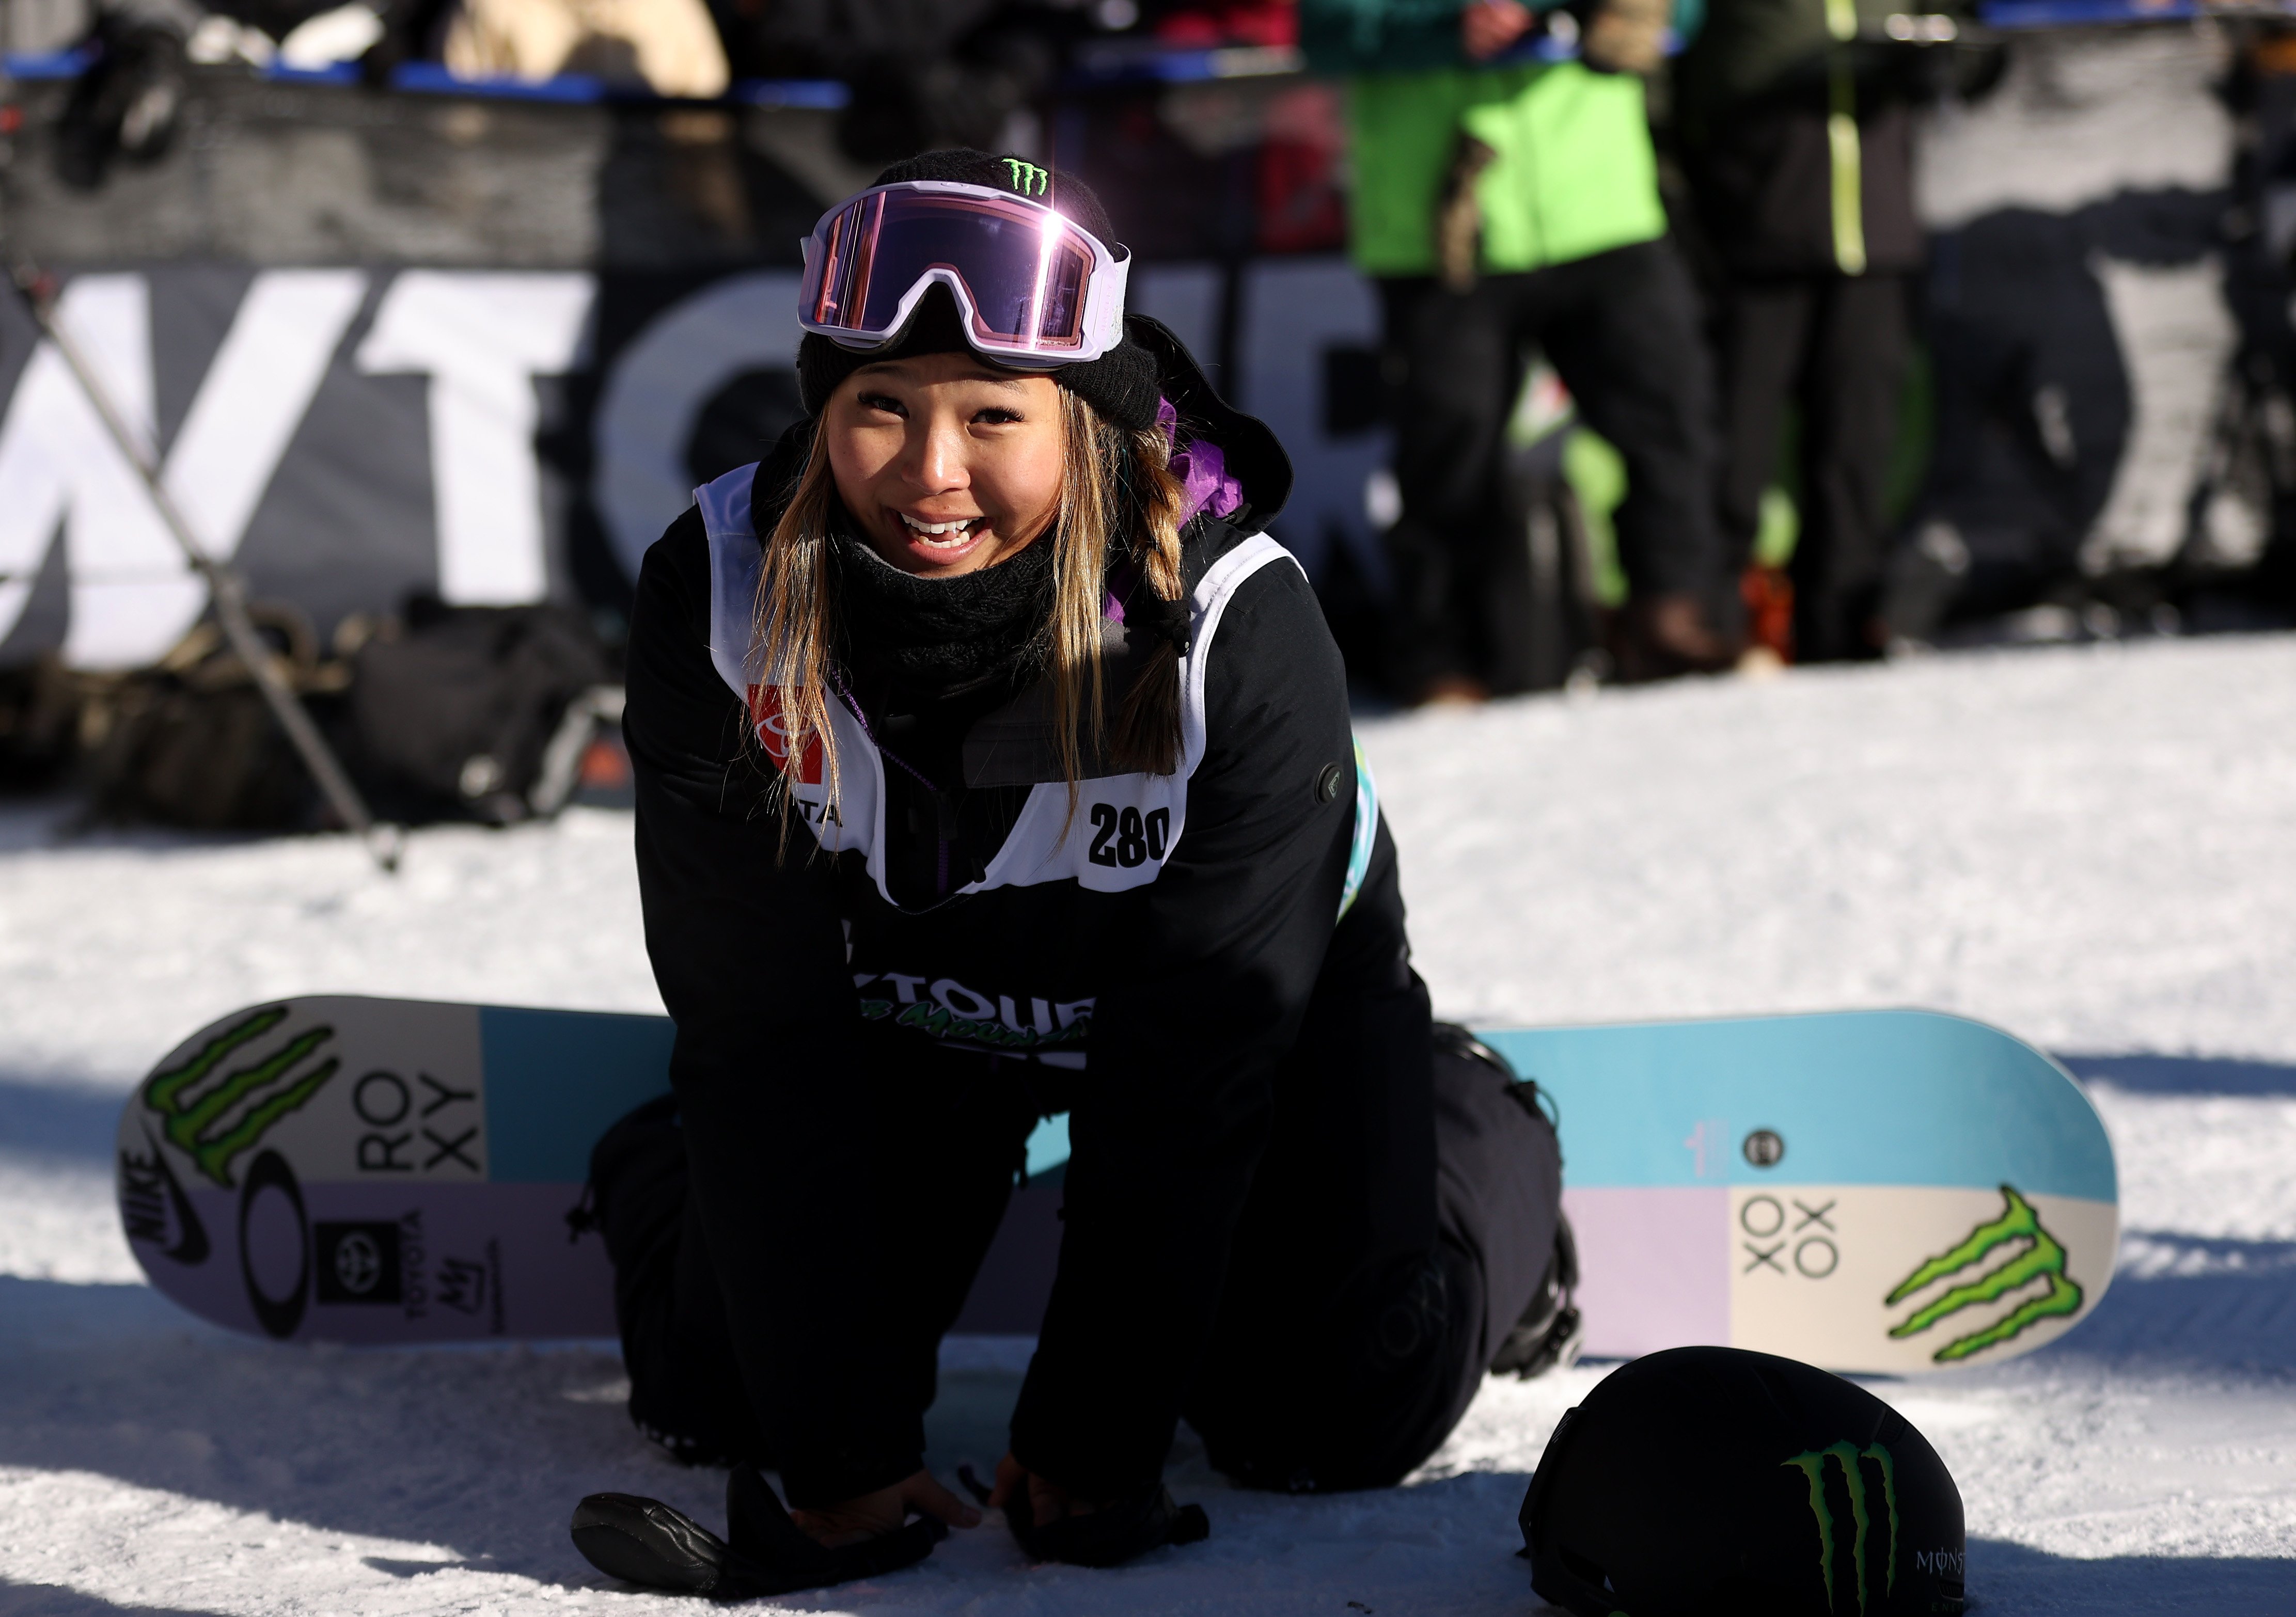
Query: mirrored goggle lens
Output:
[[807, 191, 1095, 351]]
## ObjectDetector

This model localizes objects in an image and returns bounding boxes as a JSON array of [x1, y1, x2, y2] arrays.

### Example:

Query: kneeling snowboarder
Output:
[[573, 149, 1575, 1593]]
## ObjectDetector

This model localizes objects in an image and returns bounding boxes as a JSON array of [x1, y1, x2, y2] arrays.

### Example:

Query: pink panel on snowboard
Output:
[[141, 1181, 618, 1344], [1563, 1186, 1728, 1358]]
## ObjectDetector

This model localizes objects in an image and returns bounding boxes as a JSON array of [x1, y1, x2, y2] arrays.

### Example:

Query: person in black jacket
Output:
[[568, 149, 1572, 1596], [1675, 0, 1937, 662]]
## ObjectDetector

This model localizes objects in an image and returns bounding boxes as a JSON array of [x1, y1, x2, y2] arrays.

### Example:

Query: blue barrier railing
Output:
[[3, 48, 93, 78], [1977, 0, 2211, 25], [1064, 41, 1303, 85]]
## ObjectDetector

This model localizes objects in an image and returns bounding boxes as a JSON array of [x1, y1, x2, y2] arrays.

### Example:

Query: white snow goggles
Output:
[[797, 180, 1131, 368]]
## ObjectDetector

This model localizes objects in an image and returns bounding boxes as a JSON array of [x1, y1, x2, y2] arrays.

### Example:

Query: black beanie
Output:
[[795, 149, 1163, 432]]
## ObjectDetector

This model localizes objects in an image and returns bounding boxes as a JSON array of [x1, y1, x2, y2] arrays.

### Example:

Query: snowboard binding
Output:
[[1491, 1215, 1584, 1381], [1434, 1022, 1583, 1381]]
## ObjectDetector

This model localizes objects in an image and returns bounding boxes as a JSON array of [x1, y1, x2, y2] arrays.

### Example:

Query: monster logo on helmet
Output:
[[1783, 1441, 1899, 1616]]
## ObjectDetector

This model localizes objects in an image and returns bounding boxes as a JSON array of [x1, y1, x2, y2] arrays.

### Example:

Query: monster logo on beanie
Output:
[[1518, 1348, 1967, 1617], [999, 156, 1049, 197]]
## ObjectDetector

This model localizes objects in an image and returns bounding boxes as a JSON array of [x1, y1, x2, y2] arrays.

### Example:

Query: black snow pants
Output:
[[1378, 238, 1725, 696], [593, 848, 1562, 1496], [1712, 272, 1909, 662]]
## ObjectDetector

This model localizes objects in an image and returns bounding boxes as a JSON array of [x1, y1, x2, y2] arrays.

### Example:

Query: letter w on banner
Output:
[[0, 272, 364, 669], [0, 268, 596, 670]]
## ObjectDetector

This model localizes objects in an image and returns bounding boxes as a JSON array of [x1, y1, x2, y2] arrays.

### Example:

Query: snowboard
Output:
[[116, 1000, 2117, 1374]]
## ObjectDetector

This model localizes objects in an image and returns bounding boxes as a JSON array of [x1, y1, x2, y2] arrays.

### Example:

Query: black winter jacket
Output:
[[624, 378, 1389, 1507], [1674, 0, 1934, 276]]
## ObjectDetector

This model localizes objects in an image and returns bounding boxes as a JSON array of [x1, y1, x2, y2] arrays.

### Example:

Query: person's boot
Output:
[[1880, 519, 1972, 652], [1411, 673, 1490, 708], [571, 1462, 945, 1597], [1740, 565, 1795, 664], [1607, 593, 1742, 683]]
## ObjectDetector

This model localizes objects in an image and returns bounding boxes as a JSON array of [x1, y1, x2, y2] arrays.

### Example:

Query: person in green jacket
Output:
[[1304, 0, 1739, 696]]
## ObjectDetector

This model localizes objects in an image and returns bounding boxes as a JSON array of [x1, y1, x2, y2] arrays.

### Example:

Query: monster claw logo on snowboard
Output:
[[1522, 1007, 2120, 1374], [141, 1007, 339, 1187], [1885, 1185, 2084, 1363], [1784, 1441, 1900, 1615]]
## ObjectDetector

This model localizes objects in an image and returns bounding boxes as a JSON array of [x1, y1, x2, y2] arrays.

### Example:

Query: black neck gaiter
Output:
[[829, 517, 1059, 696]]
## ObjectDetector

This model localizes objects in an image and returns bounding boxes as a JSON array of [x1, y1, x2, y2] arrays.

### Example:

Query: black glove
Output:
[[1005, 1477, 1210, 1570], [570, 1463, 945, 1598]]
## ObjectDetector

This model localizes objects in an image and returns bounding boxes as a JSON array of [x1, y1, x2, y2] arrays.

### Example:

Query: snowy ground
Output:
[[4, 632, 2295, 1614]]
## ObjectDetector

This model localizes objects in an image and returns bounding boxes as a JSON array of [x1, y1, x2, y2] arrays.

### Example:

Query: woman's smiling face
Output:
[[822, 351, 1066, 578]]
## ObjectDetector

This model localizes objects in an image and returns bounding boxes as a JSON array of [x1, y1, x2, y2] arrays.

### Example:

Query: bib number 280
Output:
[[1088, 804, 1170, 868]]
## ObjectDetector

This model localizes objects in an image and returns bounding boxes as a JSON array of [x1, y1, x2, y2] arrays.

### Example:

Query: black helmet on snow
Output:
[[1519, 1347, 1967, 1617]]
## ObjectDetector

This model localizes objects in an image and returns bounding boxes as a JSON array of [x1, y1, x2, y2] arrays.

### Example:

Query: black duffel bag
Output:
[[346, 596, 616, 825]]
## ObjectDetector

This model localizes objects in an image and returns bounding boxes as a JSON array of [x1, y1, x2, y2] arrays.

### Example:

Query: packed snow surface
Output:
[[5, 633, 2295, 1614]]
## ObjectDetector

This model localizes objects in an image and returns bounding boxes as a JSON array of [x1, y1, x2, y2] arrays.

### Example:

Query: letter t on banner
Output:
[[357, 273, 595, 605]]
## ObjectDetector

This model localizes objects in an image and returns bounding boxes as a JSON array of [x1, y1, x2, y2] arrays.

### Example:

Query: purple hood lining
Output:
[[1104, 397, 1245, 626], [1158, 395, 1246, 528]]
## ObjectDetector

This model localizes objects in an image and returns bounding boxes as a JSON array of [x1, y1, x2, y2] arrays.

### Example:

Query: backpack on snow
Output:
[[82, 606, 343, 832]]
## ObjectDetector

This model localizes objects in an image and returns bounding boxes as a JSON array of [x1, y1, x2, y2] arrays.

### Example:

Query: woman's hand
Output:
[[789, 1469, 980, 1549], [987, 1454, 1208, 1568], [1462, 0, 1535, 59], [988, 1451, 1099, 1524]]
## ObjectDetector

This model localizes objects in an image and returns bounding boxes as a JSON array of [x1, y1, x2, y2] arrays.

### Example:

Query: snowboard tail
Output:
[[1480, 1012, 2118, 1371]]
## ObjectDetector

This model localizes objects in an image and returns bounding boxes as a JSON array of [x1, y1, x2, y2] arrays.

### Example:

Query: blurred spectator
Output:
[[714, 1, 1060, 164], [50, 0, 198, 186], [42, 0, 737, 188], [443, 0, 728, 94], [1305, 0, 1737, 700], [3, 0, 97, 57], [42, 0, 388, 187], [1149, 0, 1295, 47], [1256, 76, 1349, 252], [1675, 0, 1940, 660]]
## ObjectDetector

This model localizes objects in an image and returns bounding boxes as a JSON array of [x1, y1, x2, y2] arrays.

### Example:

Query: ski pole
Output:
[[4, 255, 401, 873]]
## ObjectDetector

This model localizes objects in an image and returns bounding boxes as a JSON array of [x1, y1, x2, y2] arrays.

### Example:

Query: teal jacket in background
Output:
[[1302, 0, 1700, 278]]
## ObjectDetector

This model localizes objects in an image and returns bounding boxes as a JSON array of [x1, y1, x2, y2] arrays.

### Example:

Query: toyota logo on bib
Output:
[[747, 686, 824, 784]]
